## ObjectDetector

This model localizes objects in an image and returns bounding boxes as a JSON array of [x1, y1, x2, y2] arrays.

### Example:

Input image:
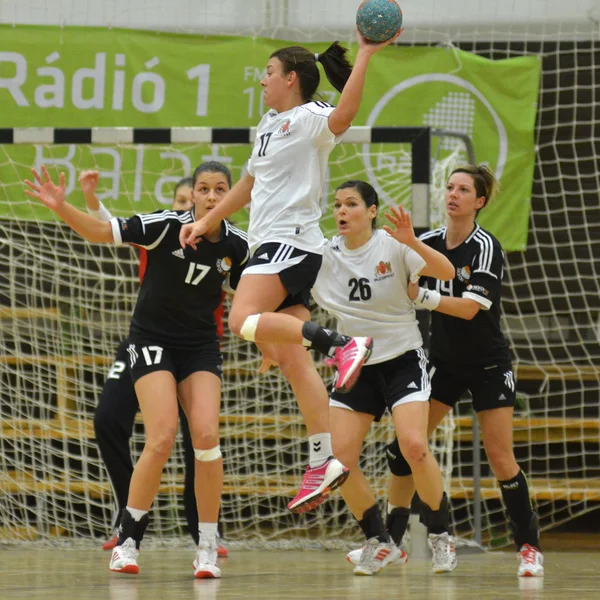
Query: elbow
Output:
[[464, 306, 480, 320], [441, 261, 455, 281]]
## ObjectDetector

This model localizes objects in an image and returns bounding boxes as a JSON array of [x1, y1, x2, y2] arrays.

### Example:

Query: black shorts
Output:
[[330, 348, 430, 422], [243, 242, 323, 311], [126, 339, 223, 385], [430, 357, 516, 412]]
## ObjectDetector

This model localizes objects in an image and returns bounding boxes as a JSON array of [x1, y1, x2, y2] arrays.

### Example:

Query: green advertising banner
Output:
[[0, 26, 540, 250]]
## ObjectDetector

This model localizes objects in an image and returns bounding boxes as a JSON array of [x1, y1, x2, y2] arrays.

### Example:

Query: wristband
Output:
[[414, 287, 441, 311], [87, 201, 113, 222]]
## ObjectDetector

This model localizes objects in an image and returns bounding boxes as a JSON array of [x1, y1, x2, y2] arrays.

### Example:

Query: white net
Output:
[[1, 0, 599, 548]]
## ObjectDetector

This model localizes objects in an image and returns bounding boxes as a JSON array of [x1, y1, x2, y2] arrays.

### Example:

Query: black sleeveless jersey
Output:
[[419, 224, 511, 366], [111, 209, 248, 348]]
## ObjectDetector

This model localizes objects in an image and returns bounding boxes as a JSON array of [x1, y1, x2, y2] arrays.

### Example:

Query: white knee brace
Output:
[[240, 313, 261, 342], [194, 446, 222, 462]]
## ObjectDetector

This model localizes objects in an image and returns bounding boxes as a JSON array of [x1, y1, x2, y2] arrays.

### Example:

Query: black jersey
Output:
[[111, 210, 248, 348], [419, 224, 511, 366]]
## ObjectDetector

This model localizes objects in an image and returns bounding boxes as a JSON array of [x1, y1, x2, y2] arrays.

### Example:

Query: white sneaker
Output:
[[350, 538, 403, 576], [428, 532, 457, 573], [109, 537, 140, 574], [194, 540, 221, 579], [517, 544, 544, 577], [347, 544, 408, 568]]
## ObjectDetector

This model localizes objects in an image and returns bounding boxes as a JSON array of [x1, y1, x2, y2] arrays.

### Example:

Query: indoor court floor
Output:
[[1, 546, 598, 600]]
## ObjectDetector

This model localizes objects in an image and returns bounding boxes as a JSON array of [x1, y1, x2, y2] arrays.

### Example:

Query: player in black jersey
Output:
[[79, 172, 228, 557], [383, 164, 543, 578], [25, 162, 249, 580]]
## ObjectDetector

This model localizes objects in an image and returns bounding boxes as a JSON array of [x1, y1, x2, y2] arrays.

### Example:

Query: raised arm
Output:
[[328, 30, 401, 136], [383, 205, 455, 281], [80, 170, 113, 222], [25, 166, 113, 244], [180, 173, 254, 248]]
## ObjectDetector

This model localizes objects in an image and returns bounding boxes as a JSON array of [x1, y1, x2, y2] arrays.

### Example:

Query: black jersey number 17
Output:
[[257, 132, 273, 157]]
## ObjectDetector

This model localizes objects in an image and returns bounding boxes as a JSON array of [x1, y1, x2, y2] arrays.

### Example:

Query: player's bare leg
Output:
[[179, 371, 223, 579]]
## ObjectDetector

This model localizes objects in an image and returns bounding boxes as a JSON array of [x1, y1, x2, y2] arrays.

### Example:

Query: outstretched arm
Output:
[[408, 282, 481, 320], [25, 166, 113, 244], [328, 29, 401, 136]]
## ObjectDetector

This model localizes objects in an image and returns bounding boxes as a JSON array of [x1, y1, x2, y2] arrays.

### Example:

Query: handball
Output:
[[356, 0, 403, 43]]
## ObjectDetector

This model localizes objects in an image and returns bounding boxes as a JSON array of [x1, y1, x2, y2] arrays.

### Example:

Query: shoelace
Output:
[[431, 536, 451, 563], [521, 546, 538, 564], [119, 538, 138, 560], [359, 541, 379, 566]]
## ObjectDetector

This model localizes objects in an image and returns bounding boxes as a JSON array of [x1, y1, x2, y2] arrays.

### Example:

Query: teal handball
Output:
[[356, 0, 403, 43]]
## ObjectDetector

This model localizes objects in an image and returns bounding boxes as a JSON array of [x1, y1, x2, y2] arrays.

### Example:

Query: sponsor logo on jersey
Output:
[[216, 256, 232, 274], [457, 265, 471, 283], [275, 119, 292, 137], [407, 381, 418, 389], [467, 284, 489, 296], [374, 260, 394, 282], [258, 252, 270, 260], [171, 248, 185, 259]]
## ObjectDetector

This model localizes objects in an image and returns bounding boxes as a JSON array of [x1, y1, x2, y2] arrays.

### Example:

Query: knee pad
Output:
[[194, 445, 222, 462], [385, 438, 413, 477], [240, 314, 261, 342]]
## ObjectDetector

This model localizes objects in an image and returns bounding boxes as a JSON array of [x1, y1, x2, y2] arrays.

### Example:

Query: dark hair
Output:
[[449, 164, 498, 213], [336, 180, 379, 230], [270, 42, 353, 103], [173, 176, 193, 199], [192, 161, 232, 189]]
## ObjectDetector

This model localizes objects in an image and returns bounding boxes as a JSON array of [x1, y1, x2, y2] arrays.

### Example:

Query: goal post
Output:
[[2, 125, 480, 546]]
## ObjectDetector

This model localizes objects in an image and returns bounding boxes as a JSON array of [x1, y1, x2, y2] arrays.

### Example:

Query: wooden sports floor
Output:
[[1, 544, 598, 600]]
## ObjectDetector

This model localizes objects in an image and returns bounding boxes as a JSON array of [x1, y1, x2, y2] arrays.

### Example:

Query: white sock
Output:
[[308, 433, 332, 468], [126, 506, 148, 522], [198, 522, 218, 545]]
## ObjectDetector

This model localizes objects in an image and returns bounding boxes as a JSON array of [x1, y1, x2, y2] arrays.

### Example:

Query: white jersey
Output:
[[312, 229, 427, 364], [246, 101, 342, 256]]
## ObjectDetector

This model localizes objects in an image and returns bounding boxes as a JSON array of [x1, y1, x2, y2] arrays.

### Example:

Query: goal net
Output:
[[0, 130, 465, 546], [1, 0, 599, 549]]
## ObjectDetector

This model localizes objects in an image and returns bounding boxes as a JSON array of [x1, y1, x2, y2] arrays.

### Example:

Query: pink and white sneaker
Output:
[[325, 337, 373, 394], [287, 457, 350, 514]]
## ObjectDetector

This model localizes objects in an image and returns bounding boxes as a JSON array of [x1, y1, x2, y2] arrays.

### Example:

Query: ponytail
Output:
[[317, 42, 353, 94], [271, 42, 353, 102]]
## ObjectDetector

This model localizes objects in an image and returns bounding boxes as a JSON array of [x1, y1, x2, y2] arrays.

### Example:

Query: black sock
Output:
[[301, 322, 350, 356], [499, 470, 539, 550], [386, 507, 410, 546], [117, 509, 150, 550], [358, 504, 391, 543], [420, 492, 450, 535]]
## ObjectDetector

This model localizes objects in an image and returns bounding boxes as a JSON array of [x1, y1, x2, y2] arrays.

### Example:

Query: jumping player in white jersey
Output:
[[384, 165, 544, 578], [308, 180, 457, 575], [25, 164, 249, 579], [180, 32, 400, 513]]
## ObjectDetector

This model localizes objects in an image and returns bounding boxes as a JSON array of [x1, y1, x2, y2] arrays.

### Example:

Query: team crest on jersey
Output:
[[457, 265, 471, 283], [275, 119, 292, 137], [467, 284, 489, 296], [216, 256, 232, 274], [374, 261, 394, 282]]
